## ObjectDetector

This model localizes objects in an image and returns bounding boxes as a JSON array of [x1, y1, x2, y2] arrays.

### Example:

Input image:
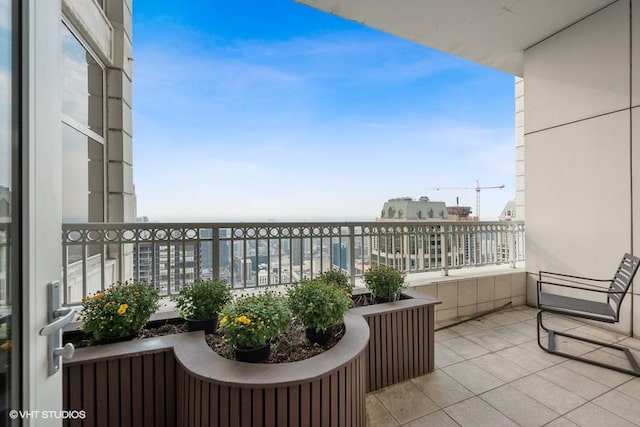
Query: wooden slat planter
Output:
[[64, 313, 369, 427], [174, 313, 368, 427], [350, 289, 439, 392], [63, 291, 440, 425], [63, 340, 179, 427]]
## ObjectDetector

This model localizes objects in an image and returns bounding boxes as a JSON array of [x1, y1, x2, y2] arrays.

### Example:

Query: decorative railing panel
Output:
[[0, 221, 9, 306], [62, 221, 524, 304]]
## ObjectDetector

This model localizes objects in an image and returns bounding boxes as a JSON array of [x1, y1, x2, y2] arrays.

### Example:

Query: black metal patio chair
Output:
[[537, 253, 640, 376]]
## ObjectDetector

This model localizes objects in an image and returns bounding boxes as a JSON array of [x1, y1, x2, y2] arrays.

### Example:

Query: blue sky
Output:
[[132, 1, 515, 221]]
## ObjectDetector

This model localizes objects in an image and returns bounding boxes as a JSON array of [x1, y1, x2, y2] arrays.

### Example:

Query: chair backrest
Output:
[[609, 253, 640, 318]]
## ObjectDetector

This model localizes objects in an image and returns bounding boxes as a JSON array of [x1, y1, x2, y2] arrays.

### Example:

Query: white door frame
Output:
[[22, 0, 64, 423]]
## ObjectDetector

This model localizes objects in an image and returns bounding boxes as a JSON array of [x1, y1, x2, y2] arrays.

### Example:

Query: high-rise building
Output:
[[331, 242, 349, 271], [133, 242, 198, 294], [373, 197, 450, 270], [372, 197, 484, 270]]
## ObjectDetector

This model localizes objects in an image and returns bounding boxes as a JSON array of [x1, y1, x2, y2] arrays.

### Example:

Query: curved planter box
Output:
[[63, 313, 369, 427], [350, 289, 440, 392]]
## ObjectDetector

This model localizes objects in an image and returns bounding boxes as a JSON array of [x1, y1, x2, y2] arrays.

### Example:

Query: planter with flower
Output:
[[171, 279, 232, 334], [288, 279, 351, 345], [363, 265, 406, 303], [80, 281, 160, 344], [219, 291, 290, 363]]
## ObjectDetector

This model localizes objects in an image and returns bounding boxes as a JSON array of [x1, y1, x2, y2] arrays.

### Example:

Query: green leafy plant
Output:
[[363, 265, 406, 300], [81, 281, 160, 342], [317, 269, 353, 293], [288, 279, 351, 333], [172, 279, 232, 320], [219, 291, 291, 349]]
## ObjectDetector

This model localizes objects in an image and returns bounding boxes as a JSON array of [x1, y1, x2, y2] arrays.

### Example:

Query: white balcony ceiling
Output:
[[295, 0, 616, 76]]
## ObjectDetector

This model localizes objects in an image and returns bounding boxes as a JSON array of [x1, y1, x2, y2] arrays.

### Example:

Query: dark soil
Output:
[[205, 319, 345, 363], [67, 293, 376, 362], [68, 318, 346, 363]]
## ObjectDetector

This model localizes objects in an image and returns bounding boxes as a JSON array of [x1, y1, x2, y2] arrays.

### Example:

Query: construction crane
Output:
[[426, 180, 504, 219]]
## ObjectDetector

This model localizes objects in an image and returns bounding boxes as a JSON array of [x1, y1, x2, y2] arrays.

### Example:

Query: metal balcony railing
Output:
[[61, 220, 525, 305], [0, 221, 8, 305]]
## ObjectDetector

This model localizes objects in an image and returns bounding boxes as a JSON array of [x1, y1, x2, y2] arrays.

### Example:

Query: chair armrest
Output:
[[537, 280, 623, 295], [539, 270, 611, 283]]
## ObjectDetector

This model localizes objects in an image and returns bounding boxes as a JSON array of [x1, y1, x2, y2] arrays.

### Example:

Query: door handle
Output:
[[41, 281, 76, 376], [39, 307, 75, 336]]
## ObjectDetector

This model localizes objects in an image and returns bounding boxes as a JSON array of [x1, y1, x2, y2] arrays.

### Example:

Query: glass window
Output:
[[0, 0, 19, 417], [0, 4, 10, 192], [61, 22, 104, 136], [60, 20, 105, 224], [62, 123, 104, 222]]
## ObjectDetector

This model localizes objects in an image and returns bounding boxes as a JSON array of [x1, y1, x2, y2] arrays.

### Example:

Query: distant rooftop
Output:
[[499, 200, 517, 221], [380, 196, 448, 220]]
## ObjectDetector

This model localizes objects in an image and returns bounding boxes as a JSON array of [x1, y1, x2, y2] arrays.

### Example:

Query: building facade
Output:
[[1, 0, 135, 417]]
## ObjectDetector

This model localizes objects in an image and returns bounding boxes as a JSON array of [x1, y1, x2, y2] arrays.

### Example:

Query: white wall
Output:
[[515, 77, 525, 221], [524, 0, 637, 333]]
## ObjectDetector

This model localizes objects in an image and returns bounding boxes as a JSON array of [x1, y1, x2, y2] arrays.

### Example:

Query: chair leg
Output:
[[537, 309, 640, 376]]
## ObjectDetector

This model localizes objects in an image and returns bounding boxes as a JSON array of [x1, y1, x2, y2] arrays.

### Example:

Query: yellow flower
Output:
[[117, 304, 129, 315], [220, 316, 228, 326], [92, 292, 104, 301], [235, 315, 251, 325]]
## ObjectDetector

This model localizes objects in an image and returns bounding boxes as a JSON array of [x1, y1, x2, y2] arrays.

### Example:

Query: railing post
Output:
[[510, 223, 517, 268], [212, 227, 220, 281], [441, 224, 449, 277], [348, 225, 356, 288]]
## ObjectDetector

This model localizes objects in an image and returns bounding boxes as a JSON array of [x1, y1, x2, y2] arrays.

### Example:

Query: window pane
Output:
[[62, 123, 104, 223], [61, 22, 104, 135], [88, 139, 104, 222], [0, 0, 16, 418], [0, 2, 10, 191]]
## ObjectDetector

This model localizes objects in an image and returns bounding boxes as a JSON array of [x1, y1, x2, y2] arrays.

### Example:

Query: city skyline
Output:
[[132, 1, 515, 221]]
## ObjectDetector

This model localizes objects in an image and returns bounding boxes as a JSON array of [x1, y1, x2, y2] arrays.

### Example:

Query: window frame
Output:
[[60, 18, 107, 223]]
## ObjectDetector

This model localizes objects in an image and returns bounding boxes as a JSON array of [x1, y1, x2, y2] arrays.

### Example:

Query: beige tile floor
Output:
[[366, 306, 640, 427]]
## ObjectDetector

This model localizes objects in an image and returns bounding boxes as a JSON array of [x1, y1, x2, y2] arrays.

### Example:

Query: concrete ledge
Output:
[[405, 265, 527, 321], [62, 0, 113, 63]]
